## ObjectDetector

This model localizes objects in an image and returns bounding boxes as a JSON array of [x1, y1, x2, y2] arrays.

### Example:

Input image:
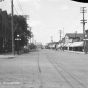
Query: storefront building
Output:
[[63, 33, 84, 51]]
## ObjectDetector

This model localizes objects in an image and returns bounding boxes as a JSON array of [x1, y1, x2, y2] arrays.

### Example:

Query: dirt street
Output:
[[0, 49, 88, 88]]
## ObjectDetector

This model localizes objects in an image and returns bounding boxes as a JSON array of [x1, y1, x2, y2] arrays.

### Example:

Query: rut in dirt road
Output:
[[37, 51, 43, 88], [46, 53, 87, 88]]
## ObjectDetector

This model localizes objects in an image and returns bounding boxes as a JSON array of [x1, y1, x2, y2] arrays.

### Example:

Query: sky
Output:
[[0, 0, 88, 45]]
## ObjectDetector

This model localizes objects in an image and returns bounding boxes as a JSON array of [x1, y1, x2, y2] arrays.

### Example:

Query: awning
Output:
[[63, 43, 68, 47], [65, 43, 72, 47], [69, 41, 83, 47]]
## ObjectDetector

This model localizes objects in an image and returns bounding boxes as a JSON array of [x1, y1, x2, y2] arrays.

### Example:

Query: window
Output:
[[0, 15, 2, 32], [2, 24, 5, 34]]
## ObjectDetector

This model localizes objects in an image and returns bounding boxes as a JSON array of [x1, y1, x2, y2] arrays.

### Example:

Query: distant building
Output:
[[46, 42, 59, 49]]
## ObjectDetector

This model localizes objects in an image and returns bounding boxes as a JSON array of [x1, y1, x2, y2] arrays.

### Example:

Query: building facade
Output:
[[63, 33, 84, 51], [65, 33, 84, 43], [0, 9, 12, 53]]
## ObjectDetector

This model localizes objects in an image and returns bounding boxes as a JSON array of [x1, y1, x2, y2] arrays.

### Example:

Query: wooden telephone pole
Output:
[[59, 30, 63, 50], [11, 0, 15, 55], [80, 7, 87, 54], [59, 30, 63, 42], [51, 36, 53, 43]]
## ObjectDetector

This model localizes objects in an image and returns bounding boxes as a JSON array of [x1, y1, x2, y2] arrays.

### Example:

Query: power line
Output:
[[39, 11, 77, 18], [72, 23, 82, 32], [37, 0, 81, 8], [16, 0, 24, 15], [13, 5, 19, 15], [59, 30, 63, 41], [8, 0, 24, 15], [63, 13, 82, 33], [15, 0, 29, 20], [8, 0, 19, 15], [64, 13, 81, 28]]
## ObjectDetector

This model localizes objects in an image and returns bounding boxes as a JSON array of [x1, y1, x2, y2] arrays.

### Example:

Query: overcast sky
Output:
[[0, 0, 88, 45]]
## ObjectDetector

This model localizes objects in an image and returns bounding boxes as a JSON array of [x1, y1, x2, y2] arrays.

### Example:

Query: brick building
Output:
[[0, 9, 12, 53]]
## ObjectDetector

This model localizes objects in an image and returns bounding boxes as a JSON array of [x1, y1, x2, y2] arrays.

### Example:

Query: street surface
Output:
[[0, 49, 88, 88]]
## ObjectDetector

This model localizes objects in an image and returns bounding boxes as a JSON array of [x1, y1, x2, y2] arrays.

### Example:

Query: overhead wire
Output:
[[13, 5, 19, 15], [8, 0, 24, 15], [8, 0, 19, 15], [71, 24, 82, 32], [8, 0, 85, 34], [16, 0, 24, 15], [64, 14, 81, 33], [32, 0, 82, 30], [36, 0, 81, 8], [36, 0, 84, 33], [64, 13, 81, 28]]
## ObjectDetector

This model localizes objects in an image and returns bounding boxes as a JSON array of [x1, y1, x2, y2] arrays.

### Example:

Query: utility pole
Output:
[[30, 27, 31, 44], [51, 36, 53, 43], [75, 31, 77, 38], [63, 28, 65, 51], [80, 7, 87, 54], [11, 0, 15, 55], [63, 27, 64, 38], [59, 30, 62, 42], [59, 30, 62, 50], [32, 34, 34, 44], [63, 27, 65, 44], [30, 27, 32, 51]]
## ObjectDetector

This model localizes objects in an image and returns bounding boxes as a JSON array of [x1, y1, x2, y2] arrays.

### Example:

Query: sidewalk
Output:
[[0, 52, 17, 59], [63, 50, 87, 54], [55, 49, 87, 54], [0, 50, 29, 59]]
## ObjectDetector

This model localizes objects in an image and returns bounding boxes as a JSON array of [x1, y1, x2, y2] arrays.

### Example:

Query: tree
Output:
[[8, 14, 32, 51]]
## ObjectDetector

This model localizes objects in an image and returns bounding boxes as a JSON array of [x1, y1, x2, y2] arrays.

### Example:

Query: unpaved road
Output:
[[0, 49, 88, 88]]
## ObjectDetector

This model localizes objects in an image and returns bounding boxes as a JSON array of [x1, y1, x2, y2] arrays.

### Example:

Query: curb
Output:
[[7, 55, 15, 59], [64, 50, 85, 54], [0, 55, 15, 59]]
